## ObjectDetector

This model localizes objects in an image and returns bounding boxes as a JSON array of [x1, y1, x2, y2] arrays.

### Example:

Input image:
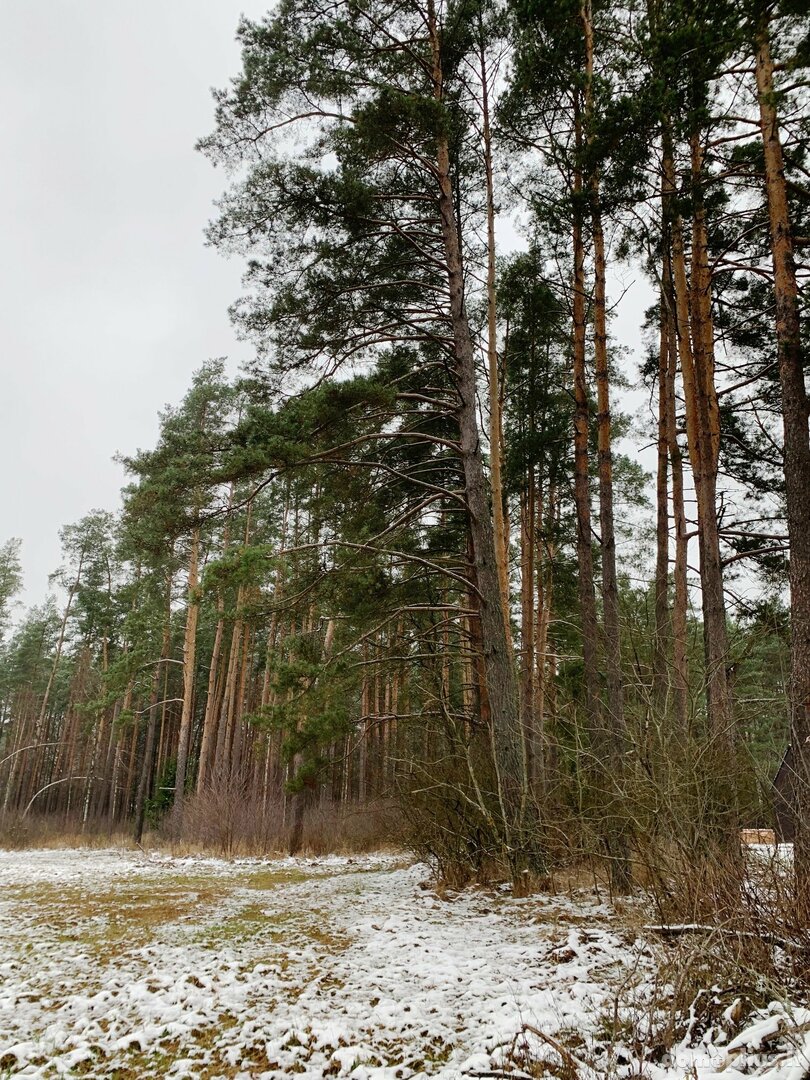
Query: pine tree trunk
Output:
[[755, 25, 810, 915], [480, 34, 511, 636], [260, 611, 279, 820], [688, 133, 733, 747], [103, 700, 123, 826], [123, 719, 139, 820], [520, 472, 536, 784], [24, 550, 85, 807], [133, 607, 171, 844], [535, 483, 553, 772], [230, 624, 251, 782], [653, 285, 672, 705], [172, 527, 201, 825], [428, 0, 526, 857], [218, 608, 244, 776], [580, 1, 631, 889], [664, 134, 732, 746], [466, 533, 492, 728], [133, 667, 161, 845], [572, 97, 601, 737], [583, 0, 624, 738], [663, 251, 690, 731], [37, 552, 84, 739], [198, 488, 234, 790], [198, 593, 226, 791]]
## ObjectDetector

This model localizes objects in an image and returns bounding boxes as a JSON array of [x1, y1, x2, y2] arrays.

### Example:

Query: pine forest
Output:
[[2, 0, 810, 920]]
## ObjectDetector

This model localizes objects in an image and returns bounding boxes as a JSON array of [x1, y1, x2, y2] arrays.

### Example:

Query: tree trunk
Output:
[[480, 32, 511, 637], [172, 527, 201, 825], [572, 95, 601, 737], [653, 283, 672, 705], [664, 133, 732, 746], [229, 624, 251, 782], [428, 0, 526, 856], [755, 24, 810, 916], [133, 605, 172, 845], [133, 668, 161, 845], [535, 483, 554, 775], [22, 550, 85, 807], [663, 250, 690, 731], [520, 472, 536, 784], [688, 132, 733, 747], [198, 588, 227, 791], [582, 0, 624, 738], [217, 604, 244, 778]]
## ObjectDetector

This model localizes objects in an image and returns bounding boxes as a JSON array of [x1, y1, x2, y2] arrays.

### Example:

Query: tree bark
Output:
[[664, 132, 732, 746], [755, 24, 810, 915], [427, 0, 526, 854], [520, 472, 537, 783], [172, 527, 201, 825], [662, 250, 690, 731], [572, 94, 601, 737], [22, 549, 85, 807], [535, 483, 554, 775], [480, 32, 511, 638], [688, 133, 733, 746], [653, 283, 672, 705], [582, 0, 624, 737]]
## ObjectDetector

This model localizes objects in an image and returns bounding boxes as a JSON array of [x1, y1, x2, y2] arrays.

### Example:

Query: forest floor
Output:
[[0, 849, 808, 1079]]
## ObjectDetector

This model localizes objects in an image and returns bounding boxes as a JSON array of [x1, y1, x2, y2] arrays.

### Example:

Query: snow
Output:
[[0, 847, 807, 1078]]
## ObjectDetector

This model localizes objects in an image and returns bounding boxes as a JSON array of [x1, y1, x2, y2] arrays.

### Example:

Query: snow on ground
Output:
[[0, 847, 807, 1078]]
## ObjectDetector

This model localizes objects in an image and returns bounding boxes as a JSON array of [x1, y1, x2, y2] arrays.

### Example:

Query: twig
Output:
[[520, 1024, 582, 1078], [644, 923, 797, 950], [468, 1072, 534, 1079]]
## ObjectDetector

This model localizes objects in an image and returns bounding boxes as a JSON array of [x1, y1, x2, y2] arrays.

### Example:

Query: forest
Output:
[[0, 0, 808, 925]]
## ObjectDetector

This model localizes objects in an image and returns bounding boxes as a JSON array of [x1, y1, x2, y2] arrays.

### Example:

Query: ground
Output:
[[0, 848, 808, 1079]]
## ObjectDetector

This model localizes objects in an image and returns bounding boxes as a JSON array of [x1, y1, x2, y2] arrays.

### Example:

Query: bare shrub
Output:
[[298, 797, 402, 854], [0, 811, 132, 851], [176, 780, 401, 856], [395, 719, 558, 888], [180, 778, 272, 855], [0, 789, 402, 858]]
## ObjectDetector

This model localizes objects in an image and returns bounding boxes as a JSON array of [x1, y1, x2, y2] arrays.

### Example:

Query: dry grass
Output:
[[63, 1013, 269, 1080], [0, 796, 403, 859], [0, 854, 367, 1078], [3, 877, 231, 962]]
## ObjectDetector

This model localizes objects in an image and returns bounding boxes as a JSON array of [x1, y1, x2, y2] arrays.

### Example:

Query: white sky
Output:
[[0, 2, 261, 606], [0, 2, 656, 613]]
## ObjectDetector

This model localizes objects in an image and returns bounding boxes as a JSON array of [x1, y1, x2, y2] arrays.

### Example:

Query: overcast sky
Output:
[[0, 2, 655, 613], [0, 2, 263, 606]]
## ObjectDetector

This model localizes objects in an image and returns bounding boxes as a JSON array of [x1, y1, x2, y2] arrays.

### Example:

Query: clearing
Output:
[[0, 848, 807, 1078]]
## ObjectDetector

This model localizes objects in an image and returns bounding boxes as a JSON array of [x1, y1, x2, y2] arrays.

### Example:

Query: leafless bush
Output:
[[0, 790, 402, 858], [0, 810, 132, 850], [180, 778, 273, 855], [177, 781, 401, 856], [298, 797, 400, 853]]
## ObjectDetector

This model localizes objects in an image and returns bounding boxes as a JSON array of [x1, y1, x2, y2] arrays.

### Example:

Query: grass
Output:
[[66, 1015, 271, 1080], [1, 858, 356, 954], [0, 855, 366, 1077], [2, 849, 631, 1080], [3, 878, 232, 961]]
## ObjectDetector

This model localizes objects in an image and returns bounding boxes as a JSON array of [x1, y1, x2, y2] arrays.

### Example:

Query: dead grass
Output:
[[73, 1013, 270, 1080], [0, 796, 404, 867], [244, 866, 313, 889], [2, 876, 233, 962], [0, 857, 363, 1078]]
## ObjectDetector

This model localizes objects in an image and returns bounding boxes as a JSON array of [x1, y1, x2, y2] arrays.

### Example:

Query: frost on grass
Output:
[[0, 849, 807, 1079]]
